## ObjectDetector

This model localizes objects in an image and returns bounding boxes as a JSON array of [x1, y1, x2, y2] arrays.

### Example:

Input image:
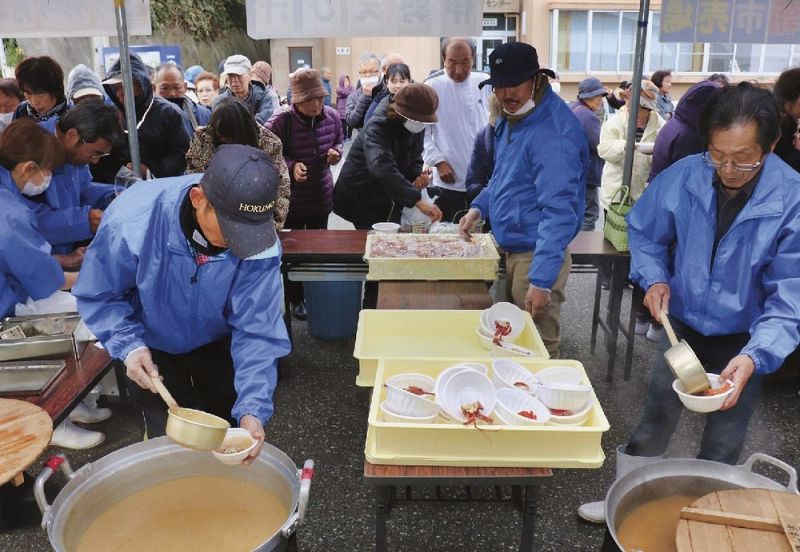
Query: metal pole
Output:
[[621, 0, 650, 193], [113, 0, 142, 177]]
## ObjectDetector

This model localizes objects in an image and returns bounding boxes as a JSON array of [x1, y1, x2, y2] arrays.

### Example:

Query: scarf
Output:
[[26, 99, 67, 121]]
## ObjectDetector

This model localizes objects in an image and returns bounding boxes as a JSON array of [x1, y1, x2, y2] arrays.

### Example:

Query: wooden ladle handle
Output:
[[151, 376, 178, 409], [660, 309, 679, 347]]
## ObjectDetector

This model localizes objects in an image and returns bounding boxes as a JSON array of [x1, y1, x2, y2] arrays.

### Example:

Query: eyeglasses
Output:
[[702, 152, 762, 173], [80, 137, 112, 160]]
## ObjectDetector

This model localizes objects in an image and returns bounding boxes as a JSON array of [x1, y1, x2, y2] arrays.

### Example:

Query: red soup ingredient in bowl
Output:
[[518, 410, 537, 420], [549, 408, 574, 416], [696, 381, 732, 397]]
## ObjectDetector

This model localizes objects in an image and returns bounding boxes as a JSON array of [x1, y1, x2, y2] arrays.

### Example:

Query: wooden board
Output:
[[677, 489, 800, 552], [0, 398, 52, 486]]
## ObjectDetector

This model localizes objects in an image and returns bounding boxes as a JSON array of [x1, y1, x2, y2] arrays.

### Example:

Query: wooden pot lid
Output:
[[676, 488, 800, 552], [0, 399, 53, 486]]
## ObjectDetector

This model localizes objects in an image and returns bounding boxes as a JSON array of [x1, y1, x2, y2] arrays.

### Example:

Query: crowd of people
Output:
[[0, 40, 798, 529]]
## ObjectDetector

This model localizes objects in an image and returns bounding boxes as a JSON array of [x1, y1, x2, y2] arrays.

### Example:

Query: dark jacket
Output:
[[775, 115, 800, 173], [364, 85, 391, 126], [166, 96, 211, 137], [345, 80, 386, 130], [13, 101, 70, 133], [465, 124, 495, 202], [333, 105, 424, 228], [569, 101, 604, 187], [103, 53, 191, 177], [213, 80, 277, 125], [335, 76, 352, 119], [322, 78, 332, 107], [265, 105, 343, 221], [650, 80, 720, 181]]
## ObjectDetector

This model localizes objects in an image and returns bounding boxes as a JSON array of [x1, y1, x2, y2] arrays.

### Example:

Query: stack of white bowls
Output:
[[381, 373, 438, 424]]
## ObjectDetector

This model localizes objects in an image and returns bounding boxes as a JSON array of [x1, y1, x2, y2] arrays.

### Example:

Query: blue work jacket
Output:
[[23, 163, 115, 254], [73, 175, 291, 424], [0, 167, 64, 317], [628, 153, 800, 374], [472, 86, 587, 289]]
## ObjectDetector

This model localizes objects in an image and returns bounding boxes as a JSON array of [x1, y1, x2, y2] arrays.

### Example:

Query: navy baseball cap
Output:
[[200, 144, 279, 259], [478, 42, 554, 90]]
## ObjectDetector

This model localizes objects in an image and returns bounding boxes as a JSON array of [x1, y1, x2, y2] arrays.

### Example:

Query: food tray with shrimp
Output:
[[363, 233, 500, 281], [365, 358, 609, 468], [353, 309, 548, 387]]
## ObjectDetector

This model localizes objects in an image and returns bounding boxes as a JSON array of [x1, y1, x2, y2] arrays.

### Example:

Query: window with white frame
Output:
[[552, 9, 800, 75]]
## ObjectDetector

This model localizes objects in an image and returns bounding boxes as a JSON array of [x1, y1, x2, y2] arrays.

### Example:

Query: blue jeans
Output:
[[582, 186, 599, 231], [625, 317, 762, 465]]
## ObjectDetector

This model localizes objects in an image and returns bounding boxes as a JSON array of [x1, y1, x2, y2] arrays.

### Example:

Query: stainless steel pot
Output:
[[35, 437, 314, 552], [605, 453, 798, 550]]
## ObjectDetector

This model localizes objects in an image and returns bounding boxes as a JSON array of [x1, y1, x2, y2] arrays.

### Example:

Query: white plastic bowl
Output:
[[673, 373, 735, 413], [536, 382, 593, 411], [547, 401, 593, 425], [481, 302, 526, 340], [492, 359, 539, 394], [434, 363, 488, 399], [495, 389, 550, 426], [372, 222, 400, 233], [385, 373, 438, 417], [379, 401, 438, 424], [440, 369, 497, 424], [534, 366, 584, 386], [475, 327, 538, 357], [211, 428, 258, 465]]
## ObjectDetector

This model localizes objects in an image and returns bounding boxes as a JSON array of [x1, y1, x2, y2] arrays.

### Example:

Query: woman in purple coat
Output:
[[266, 69, 343, 319], [336, 75, 353, 140]]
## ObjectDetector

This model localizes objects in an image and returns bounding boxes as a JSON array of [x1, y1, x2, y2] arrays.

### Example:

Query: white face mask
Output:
[[550, 81, 561, 95], [245, 240, 280, 260], [0, 112, 13, 125], [403, 119, 426, 134], [21, 172, 52, 197], [503, 98, 536, 116], [360, 76, 379, 87]]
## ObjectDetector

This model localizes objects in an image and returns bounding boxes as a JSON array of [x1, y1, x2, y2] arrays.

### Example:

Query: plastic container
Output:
[[363, 233, 500, 281], [536, 382, 593, 411], [495, 389, 550, 426], [304, 280, 362, 340], [371, 222, 400, 233], [673, 373, 735, 413], [211, 428, 257, 465], [482, 302, 526, 340], [491, 359, 540, 393], [535, 366, 584, 386], [365, 357, 609, 468], [384, 373, 438, 417], [379, 401, 438, 424], [547, 401, 593, 426], [354, 310, 548, 387], [438, 369, 496, 423]]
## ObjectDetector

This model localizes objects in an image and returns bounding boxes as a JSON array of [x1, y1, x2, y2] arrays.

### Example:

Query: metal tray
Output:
[[0, 360, 66, 395], [0, 313, 92, 362]]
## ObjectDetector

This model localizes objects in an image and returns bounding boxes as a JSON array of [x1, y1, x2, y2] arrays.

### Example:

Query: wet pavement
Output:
[[1, 270, 798, 552]]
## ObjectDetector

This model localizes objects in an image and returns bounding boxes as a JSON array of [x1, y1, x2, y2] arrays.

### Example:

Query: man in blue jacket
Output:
[[459, 42, 588, 357], [24, 101, 121, 259], [579, 83, 800, 523], [73, 145, 292, 464]]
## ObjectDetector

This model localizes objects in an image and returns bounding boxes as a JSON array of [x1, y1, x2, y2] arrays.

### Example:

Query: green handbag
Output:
[[604, 185, 633, 252]]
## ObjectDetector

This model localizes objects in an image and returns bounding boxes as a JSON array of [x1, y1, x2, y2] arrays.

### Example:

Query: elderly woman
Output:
[[13, 56, 70, 131], [185, 96, 289, 229], [265, 68, 343, 320], [195, 71, 220, 108], [333, 83, 442, 229]]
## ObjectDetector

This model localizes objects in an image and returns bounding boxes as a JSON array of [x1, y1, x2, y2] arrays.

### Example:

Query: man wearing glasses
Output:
[[579, 83, 800, 523], [23, 101, 122, 264]]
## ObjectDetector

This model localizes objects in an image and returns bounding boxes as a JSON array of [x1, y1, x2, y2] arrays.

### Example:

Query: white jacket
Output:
[[598, 106, 665, 209]]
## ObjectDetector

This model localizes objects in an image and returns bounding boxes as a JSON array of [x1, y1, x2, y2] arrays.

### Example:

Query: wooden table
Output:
[[377, 281, 493, 310], [364, 463, 552, 552], [7, 345, 113, 426], [569, 231, 640, 381], [0, 400, 52, 487]]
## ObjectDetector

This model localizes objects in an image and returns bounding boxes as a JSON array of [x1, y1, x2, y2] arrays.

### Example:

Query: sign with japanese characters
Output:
[[245, 0, 482, 38], [660, 0, 800, 44], [483, 0, 520, 13], [0, 0, 151, 38]]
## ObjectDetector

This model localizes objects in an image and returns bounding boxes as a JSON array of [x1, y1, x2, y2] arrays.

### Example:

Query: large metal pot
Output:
[[35, 437, 314, 552], [605, 453, 798, 551]]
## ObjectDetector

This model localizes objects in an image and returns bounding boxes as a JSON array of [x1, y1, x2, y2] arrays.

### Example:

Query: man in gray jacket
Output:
[[345, 53, 381, 131], [213, 54, 277, 125]]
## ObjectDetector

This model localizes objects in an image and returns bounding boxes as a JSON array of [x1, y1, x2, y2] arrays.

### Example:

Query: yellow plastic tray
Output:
[[353, 310, 549, 387], [363, 233, 500, 281], [365, 358, 609, 468]]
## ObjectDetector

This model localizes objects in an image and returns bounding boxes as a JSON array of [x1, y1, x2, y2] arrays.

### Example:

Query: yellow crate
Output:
[[353, 310, 549, 387], [365, 358, 609, 468], [363, 233, 500, 281]]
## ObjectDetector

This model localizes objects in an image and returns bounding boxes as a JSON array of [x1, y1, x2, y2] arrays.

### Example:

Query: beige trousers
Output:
[[505, 250, 572, 358]]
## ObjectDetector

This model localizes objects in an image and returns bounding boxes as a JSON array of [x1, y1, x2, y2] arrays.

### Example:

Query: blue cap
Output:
[[200, 144, 279, 259], [577, 77, 608, 100]]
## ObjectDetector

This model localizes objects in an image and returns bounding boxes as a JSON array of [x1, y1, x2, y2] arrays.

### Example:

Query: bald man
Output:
[[424, 38, 492, 222], [155, 63, 210, 137]]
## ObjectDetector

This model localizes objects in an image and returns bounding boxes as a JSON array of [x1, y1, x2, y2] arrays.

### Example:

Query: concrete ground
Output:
[[1, 271, 798, 552]]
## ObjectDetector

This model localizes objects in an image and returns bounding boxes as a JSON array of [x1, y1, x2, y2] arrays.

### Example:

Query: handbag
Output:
[[604, 185, 633, 252]]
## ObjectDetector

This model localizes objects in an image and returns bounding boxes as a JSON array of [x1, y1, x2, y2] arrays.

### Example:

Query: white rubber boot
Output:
[[69, 400, 112, 424], [577, 445, 662, 524], [50, 418, 105, 450]]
